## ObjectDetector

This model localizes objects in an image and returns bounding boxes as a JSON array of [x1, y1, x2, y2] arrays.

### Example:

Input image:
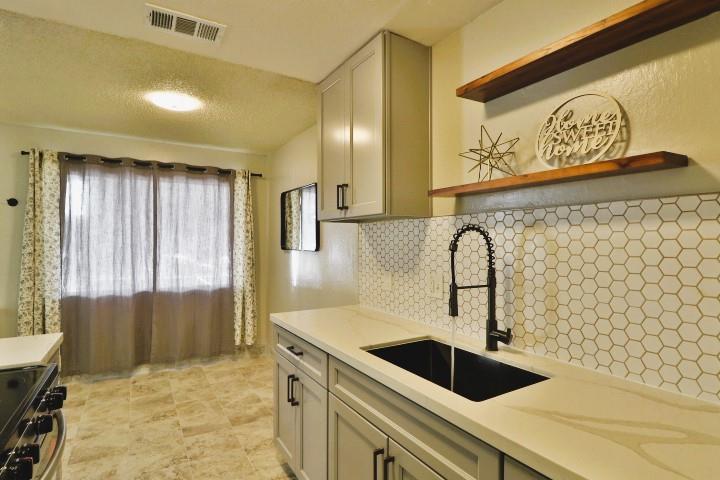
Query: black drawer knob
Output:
[[287, 345, 304, 357]]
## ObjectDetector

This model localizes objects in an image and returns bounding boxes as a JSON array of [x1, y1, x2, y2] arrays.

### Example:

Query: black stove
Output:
[[0, 364, 66, 480]]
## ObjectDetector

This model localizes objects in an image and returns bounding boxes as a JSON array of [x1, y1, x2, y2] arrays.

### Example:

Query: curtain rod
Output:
[[20, 151, 263, 177]]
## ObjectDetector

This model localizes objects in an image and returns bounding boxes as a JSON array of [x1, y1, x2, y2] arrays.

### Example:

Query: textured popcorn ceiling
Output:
[[0, 0, 502, 82], [359, 193, 720, 403], [0, 9, 316, 152]]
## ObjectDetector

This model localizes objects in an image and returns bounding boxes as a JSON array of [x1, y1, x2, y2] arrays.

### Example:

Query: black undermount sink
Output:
[[367, 339, 548, 402]]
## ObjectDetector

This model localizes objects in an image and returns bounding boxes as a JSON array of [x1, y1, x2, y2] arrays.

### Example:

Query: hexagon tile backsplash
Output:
[[358, 193, 720, 402]]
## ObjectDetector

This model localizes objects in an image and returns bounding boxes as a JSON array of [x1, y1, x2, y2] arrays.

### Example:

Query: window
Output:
[[62, 162, 232, 298]]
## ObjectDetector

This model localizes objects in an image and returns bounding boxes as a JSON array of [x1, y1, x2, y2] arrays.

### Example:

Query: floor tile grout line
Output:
[[61, 353, 290, 479]]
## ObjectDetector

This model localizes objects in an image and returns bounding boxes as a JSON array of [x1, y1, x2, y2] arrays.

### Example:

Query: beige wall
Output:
[[0, 122, 270, 342], [432, 0, 720, 216], [267, 126, 358, 340]]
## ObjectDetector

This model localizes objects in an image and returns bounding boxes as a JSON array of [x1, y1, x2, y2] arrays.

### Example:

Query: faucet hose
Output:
[[448, 224, 496, 270]]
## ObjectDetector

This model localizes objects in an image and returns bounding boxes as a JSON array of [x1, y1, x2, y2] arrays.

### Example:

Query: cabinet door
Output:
[[388, 439, 444, 480], [295, 371, 328, 480], [504, 457, 548, 480], [345, 33, 385, 218], [274, 354, 297, 467], [318, 66, 347, 220], [329, 394, 388, 480]]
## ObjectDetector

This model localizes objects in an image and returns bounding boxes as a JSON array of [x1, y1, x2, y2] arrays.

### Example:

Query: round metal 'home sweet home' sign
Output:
[[536, 92, 623, 169]]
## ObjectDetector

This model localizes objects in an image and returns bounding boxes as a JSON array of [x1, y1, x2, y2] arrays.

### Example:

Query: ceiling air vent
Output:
[[145, 4, 226, 44]]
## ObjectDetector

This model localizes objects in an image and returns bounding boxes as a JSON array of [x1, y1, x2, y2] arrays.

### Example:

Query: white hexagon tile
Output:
[[358, 193, 720, 403]]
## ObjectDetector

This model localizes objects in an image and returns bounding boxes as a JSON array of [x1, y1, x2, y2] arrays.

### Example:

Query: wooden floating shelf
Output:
[[429, 152, 688, 197], [456, 0, 720, 102]]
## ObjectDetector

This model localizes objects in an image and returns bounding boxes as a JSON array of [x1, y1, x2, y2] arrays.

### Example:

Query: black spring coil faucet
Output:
[[449, 224, 512, 351]]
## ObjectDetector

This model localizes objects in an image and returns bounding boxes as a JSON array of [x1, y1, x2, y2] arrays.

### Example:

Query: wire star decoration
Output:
[[460, 125, 519, 182]]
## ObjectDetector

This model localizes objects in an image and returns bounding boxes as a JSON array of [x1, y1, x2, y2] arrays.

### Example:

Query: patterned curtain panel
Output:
[[233, 170, 258, 346], [17, 149, 62, 336]]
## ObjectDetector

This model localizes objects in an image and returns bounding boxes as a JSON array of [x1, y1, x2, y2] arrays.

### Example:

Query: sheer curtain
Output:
[[151, 168, 234, 363], [60, 158, 234, 374]]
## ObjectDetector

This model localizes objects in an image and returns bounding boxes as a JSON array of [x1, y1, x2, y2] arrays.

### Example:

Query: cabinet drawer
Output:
[[330, 358, 501, 480], [275, 327, 328, 387]]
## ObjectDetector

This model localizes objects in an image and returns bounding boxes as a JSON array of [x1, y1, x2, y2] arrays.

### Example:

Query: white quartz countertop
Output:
[[270, 305, 720, 480], [0, 333, 63, 369]]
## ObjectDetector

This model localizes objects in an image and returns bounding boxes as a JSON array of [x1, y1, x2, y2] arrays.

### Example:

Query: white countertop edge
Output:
[[0, 333, 64, 369]]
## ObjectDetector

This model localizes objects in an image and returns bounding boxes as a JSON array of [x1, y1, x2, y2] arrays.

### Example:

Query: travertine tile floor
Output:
[[61, 353, 296, 479]]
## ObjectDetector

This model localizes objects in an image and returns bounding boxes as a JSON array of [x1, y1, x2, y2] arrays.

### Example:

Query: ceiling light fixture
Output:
[[144, 90, 203, 112]]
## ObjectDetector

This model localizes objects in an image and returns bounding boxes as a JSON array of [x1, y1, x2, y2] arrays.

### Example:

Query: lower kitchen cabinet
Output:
[[274, 352, 328, 480], [388, 439, 443, 480], [329, 393, 452, 480], [329, 358, 501, 480], [329, 394, 388, 480]]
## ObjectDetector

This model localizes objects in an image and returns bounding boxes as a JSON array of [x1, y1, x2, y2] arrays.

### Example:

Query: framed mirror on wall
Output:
[[281, 183, 319, 251]]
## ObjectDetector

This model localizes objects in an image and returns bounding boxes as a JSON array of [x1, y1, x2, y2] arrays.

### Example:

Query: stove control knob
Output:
[[34, 415, 53, 435], [43, 392, 64, 411], [21, 415, 54, 436], [51, 385, 68, 400], [0, 448, 10, 463], [7, 456, 33, 480], [16, 444, 40, 464]]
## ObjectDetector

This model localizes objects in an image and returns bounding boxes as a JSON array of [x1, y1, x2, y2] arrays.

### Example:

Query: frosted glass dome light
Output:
[[144, 91, 203, 112]]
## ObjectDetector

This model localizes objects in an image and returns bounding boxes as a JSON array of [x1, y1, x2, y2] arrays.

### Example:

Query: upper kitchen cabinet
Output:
[[318, 32, 430, 221]]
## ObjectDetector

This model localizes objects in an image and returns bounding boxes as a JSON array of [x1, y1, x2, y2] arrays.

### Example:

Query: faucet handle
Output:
[[489, 327, 513, 345], [503, 328, 513, 344]]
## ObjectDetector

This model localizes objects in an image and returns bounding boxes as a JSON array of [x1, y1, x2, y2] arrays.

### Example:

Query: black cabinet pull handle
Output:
[[286, 374, 294, 403], [383, 456, 395, 480], [336, 184, 342, 210], [372, 448, 384, 480], [340, 183, 349, 210], [287, 345, 304, 357], [290, 376, 299, 406]]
